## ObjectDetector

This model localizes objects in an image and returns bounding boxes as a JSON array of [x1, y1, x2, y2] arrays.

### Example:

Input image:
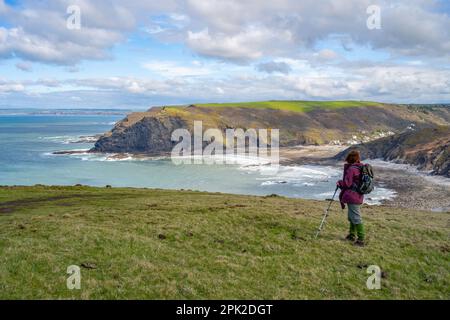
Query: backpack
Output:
[[352, 164, 375, 195]]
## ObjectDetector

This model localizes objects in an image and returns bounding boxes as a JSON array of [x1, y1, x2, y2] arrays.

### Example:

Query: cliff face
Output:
[[92, 103, 450, 155], [336, 126, 450, 177], [93, 108, 187, 154]]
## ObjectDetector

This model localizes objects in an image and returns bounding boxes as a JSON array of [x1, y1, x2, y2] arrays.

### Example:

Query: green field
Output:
[[194, 100, 383, 113], [0, 186, 448, 299]]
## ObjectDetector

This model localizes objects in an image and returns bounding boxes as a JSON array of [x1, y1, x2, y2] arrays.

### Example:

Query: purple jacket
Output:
[[338, 162, 364, 205]]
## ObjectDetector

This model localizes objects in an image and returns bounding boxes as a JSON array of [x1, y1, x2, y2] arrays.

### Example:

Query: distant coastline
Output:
[[0, 108, 135, 116]]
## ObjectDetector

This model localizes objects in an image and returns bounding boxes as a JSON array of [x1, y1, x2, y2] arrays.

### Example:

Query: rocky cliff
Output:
[[91, 103, 450, 156], [93, 108, 186, 154], [336, 126, 450, 177]]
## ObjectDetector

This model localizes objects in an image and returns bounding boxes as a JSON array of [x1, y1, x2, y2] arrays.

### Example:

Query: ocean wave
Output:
[[314, 186, 397, 205], [42, 149, 90, 160], [0, 112, 29, 116], [169, 154, 275, 167], [83, 121, 116, 126], [39, 135, 98, 144], [261, 180, 288, 186], [365, 187, 398, 205], [245, 164, 341, 185], [49, 149, 162, 162]]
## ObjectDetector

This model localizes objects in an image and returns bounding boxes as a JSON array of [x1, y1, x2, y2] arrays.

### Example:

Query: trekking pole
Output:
[[314, 186, 339, 239]]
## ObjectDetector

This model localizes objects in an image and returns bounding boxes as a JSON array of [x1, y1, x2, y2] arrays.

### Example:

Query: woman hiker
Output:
[[337, 150, 366, 247]]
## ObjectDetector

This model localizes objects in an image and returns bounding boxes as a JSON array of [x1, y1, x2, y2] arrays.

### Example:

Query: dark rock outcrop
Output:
[[93, 109, 187, 154]]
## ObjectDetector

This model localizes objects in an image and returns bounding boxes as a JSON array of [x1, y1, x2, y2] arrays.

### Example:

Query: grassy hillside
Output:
[[0, 186, 448, 299], [193, 100, 382, 113], [93, 102, 450, 153]]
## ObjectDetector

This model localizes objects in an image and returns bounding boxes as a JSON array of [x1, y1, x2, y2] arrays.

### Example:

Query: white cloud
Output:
[[0, 0, 449, 66], [0, 0, 177, 65], [187, 27, 292, 62], [13, 61, 450, 101], [15, 61, 33, 72], [142, 60, 212, 77], [182, 0, 450, 61], [256, 61, 292, 75], [0, 80, 25, 93], [0, 26, 121, 65], [127, 81, 146, 94], [0, 0, 449, 104], [315, 49, 339, 61]]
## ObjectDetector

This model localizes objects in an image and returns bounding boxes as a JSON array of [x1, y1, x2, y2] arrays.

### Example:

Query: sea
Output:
[[0, 109, 398, 205]]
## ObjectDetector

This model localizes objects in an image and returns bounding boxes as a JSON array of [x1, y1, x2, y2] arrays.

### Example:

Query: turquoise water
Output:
[[0, 112, 396, 204]]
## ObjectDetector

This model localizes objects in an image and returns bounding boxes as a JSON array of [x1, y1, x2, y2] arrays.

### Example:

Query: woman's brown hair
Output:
[[345, 150, 361, 164]]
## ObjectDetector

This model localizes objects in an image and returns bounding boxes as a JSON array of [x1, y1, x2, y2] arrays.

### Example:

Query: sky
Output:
[[0, 0, 449, 109]]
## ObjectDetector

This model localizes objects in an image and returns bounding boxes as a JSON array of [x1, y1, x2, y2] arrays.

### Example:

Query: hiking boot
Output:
[[345, 234, 356, 241], [354, 239, 365, 247]]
